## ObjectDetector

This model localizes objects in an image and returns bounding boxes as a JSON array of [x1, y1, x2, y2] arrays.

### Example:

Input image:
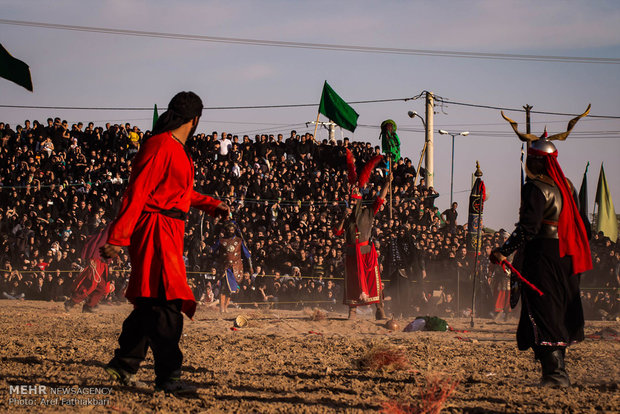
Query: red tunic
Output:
[[343, 242, 382, 306], [335, 198, 384, 306], [107, 131, 221, 318]]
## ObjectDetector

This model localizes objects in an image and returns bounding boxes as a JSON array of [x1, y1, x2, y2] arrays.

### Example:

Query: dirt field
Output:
[[0, 300, 618, 413]]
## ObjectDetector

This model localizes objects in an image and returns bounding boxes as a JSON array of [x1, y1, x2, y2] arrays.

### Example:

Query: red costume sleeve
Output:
[[107, 141, 169, 246], [333, 227, 344, 237], [373, 197, 385, 216], [190, 190, 222, 217]]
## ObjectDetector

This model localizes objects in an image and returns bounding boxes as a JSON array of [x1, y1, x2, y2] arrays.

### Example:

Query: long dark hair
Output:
[[150, 91, 203, 136], [151, 110, 190, 136]]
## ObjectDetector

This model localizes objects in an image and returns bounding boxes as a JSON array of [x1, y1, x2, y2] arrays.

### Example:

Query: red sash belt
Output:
[[347, 240, 369, 248], [143, 208, 187, 221]]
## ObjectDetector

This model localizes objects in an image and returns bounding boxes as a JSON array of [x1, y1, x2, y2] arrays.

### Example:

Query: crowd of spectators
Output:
[[0, 118, 618, 320]]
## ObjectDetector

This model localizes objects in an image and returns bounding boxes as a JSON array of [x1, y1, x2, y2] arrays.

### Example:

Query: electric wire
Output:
[[1, 93, 618, 119], [2, 89, 618, 137], [0, 96, 415, 111], [1, 19, 619, 64], [438, 99, 620, 119]]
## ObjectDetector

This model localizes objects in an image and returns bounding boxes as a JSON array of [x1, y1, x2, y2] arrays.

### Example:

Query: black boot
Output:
[[539, 349, 570, 388], [155, 377, 197, 395]]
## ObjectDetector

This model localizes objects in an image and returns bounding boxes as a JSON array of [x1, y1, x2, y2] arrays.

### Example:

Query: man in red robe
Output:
[[100, 91, 229, 394], [334, 165, 391, 320]]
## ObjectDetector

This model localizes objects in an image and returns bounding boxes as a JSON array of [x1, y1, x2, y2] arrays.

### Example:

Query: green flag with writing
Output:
[[318, 81, 358, 132], [0, 43, 33, 91], [380, 119, 401, 162], [595, 163, 617, 242]]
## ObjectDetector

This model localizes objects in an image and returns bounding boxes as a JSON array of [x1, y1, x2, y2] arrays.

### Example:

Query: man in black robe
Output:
[[385, 228, 426, 317], [491, 134, 591, 387]]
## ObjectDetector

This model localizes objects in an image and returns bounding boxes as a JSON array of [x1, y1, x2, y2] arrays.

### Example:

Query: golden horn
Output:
[[548, 104, 591, 141], [501, 111, 540, 142]]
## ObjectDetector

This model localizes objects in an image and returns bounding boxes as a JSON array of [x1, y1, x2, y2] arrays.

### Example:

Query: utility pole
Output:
[[523, 104, 533, 134], [329, 123, 335, 142], [425, 92, 434, 188], [521, 104, 533, 190], [308, 120, 336, 141]]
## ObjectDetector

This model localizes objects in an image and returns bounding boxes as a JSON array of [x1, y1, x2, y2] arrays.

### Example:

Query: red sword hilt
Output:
[[501, 260, 544, 296]]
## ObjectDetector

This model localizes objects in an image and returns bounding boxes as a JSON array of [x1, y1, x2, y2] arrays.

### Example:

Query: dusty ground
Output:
[[0, 300, 618, 413]]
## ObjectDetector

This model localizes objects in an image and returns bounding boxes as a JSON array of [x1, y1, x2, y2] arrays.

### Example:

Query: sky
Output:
[[1, 0, 619, 231]]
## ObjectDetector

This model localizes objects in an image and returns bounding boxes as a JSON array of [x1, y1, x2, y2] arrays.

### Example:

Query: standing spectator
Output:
[[219, 133, 232, 160], [442, 202, 459, 235]]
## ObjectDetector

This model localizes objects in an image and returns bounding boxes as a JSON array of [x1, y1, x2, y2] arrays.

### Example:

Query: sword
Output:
[[501, 260, 544, 296]]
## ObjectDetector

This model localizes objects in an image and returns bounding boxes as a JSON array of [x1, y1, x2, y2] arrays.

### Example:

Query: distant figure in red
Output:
[[64, 224, 112, 313], [100, 91, 229, 394]]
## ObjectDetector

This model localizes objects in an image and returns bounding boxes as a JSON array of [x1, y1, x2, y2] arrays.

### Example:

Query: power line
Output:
[[1, 19, 619, 64], [2, 116, 618, 139], [418, 118, 612, 127], [355, 124, 620, 139], [2, 90, 618, 135], [438, 99, 620, 119], [2, 96, 619, 120], [0, 96, 415, 112], [230, 123, 308, 136], [2, 91, 618, 119]]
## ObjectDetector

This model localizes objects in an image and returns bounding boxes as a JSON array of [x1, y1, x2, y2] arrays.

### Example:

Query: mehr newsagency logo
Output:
[[8, 384, 111, 406]]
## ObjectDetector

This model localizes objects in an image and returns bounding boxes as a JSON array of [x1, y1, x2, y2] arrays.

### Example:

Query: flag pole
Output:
[[470, 163, 484, 328], [389, 155, 393, 220], [312, 112, 320, 141], [470, 201, 483, 328], [413, 141, 428, 187]]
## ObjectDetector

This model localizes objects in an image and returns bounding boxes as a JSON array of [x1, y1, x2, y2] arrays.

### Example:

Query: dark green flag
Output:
[[0, 43, 33, 91], [578, 162, 589, 219], [152, 104, 159, 130], [380, 119, 401, 162], [318, 81, 358, 132]]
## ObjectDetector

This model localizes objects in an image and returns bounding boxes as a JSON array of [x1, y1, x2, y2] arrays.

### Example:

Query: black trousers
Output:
[[108, 297, 184, 385], [517, 239, 584, 351]]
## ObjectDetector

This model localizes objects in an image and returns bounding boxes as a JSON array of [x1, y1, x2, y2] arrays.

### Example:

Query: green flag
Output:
[[318, 81, 358, 132], [578, 162, 589, 219], [0, 43, 33, 91], [152, 104, 159, 130], [594, 163, 617, 242]]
